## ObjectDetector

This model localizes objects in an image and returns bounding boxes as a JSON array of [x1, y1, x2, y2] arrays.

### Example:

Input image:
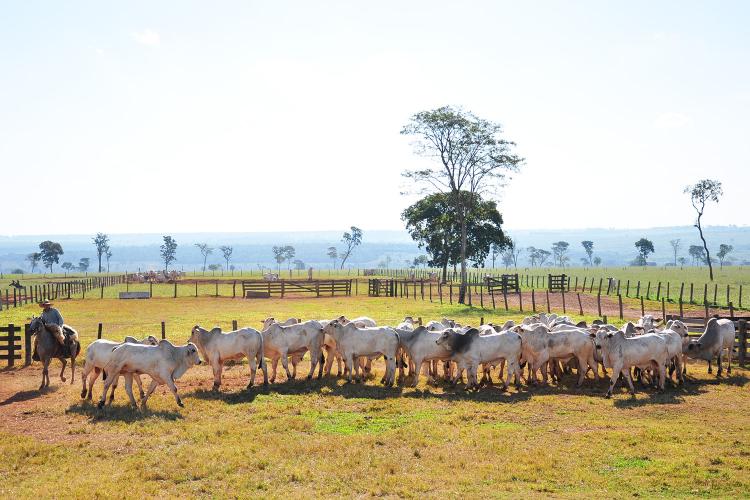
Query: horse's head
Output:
[[29, 316, 44, 332]]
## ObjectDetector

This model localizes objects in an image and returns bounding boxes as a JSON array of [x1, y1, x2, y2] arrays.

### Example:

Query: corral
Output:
[[1, 293, 749, 497]]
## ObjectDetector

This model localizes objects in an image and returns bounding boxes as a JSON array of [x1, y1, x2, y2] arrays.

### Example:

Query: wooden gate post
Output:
[[561, 290, 566, 314], [738, 320, 747, 367], [97, 323, 103, 339], [618, 294, 624, 320], [577, 293, 583, 316], [24, 324, 32, 366]]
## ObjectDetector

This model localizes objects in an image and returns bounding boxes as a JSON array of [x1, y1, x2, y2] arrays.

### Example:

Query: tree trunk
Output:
[[98, 253, 102, 273], [442, 261, 448, 283], [458, 208, 468, 304], [697, 215, 714, 281]]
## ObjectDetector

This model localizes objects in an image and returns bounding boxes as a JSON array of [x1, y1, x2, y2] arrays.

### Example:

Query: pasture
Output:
[[1, 295, 749, 497]]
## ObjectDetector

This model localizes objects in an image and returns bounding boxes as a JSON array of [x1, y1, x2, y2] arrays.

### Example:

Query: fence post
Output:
[[24, 324, 32, 366], [97, 323, 103, 339], [729, 302, 734, 320], [503, 288, 508, 311], [738, 320, 747, 367], [149, 282, 153, 298], [232, 320, 238, 330], [704, 301, 709, 324], [215, 281, 219, 298], [577, 293, 583, 316], [726, 285, 730, 308], [597, 293, 601, 317], [7, 324, 16, 367], [740, 285, 743, 309], [518, 291, 523, 312], [661, 298, 666, 322], [546, 290, 551, 313], [618, 294, 623, 320], [161, 321, 166, 340], [561, 290, 566, 314], [626, 279, 630, 297], [174, 282, 178, 298], [640, 296, 645, 317], [531, 289, 536, 312], [656, 282, 661, 301]]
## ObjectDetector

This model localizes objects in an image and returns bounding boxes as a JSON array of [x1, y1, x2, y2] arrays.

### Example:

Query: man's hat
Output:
[[39, 300, 53, 307]]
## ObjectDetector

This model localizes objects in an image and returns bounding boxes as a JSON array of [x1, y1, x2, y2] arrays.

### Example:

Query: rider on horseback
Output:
[[39, 300, 65, 343]]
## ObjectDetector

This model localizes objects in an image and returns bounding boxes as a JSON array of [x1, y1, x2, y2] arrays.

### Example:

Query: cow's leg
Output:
[[59, 358, 67, 383], [411, 356, 423, 387], [707, 359, 712, 374], [134, 375, 145, 399], [730, 344, 737, 374], [212, 359, 224, 391], [85, 368, 100, 400], [258, 348, 269, 387], [270, 356, 279, 383], [323, 345, 335, 376], [345, 353, 355, 383], [606, 362, 623, 398], [108, 375, 118, 405], [307, 346, 320, 380], [141, 379, 159, 409], [575, 356, 587, 387], [623, 368, 636, 396], [81, 362, 92, 398], [165, 376, 183, 407], [384, 355, 395, 386], [123, 374, 138, 407], [657, 360, 666, 390], [98, 366, 120, 408], [279, 349, 293, 381], [247, 353, 257, 389]]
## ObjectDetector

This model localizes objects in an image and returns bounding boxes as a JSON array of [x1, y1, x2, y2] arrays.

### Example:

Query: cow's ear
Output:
[[589, 332, 596, 338], [606, 333, 613, 338]]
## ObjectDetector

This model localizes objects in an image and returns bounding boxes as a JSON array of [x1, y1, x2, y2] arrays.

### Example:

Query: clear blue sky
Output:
[[1, 1, 748, 235]]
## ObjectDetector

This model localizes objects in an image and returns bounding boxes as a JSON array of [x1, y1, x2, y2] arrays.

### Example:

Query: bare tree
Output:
[[93, 233, 110, 273], [219, 246, 233, 272], [669, 239, 681, 266], [195, 243, 213, 273], [339, 227, 362, 269], [401, 106, 523, 303], [684, 179, 722, 280]]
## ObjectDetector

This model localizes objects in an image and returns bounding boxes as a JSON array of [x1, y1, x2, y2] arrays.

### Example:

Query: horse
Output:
[[29, 316, 81, 391]]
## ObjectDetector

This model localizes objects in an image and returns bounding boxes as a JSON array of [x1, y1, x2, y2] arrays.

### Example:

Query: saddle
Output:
[[32, 324, 79, 360]]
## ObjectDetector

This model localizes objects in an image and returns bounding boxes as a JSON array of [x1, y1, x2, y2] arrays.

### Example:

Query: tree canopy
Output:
[[401, 191, 509, 280]]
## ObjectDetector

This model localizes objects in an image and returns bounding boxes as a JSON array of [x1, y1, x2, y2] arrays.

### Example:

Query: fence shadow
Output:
[[66, 401, 183, 422]]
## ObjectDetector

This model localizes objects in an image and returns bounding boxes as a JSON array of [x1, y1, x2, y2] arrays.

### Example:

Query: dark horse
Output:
[[29, 317, 81, 391]]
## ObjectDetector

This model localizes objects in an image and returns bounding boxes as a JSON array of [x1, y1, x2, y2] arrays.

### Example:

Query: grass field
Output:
[[1, 295, 749, 497]]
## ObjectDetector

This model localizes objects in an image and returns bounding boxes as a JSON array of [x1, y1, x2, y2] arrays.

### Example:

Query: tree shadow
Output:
[[66, 400, 183, 422], [0, 385, 59, 406]]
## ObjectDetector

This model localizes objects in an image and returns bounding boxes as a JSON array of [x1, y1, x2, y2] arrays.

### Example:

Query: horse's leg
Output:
[[59, 358, 67, 383], [70, 353, 76, 384], [40, 358, 49, 390]]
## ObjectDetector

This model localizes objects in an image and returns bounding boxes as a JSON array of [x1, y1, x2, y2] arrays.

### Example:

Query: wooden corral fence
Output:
[[548, 274, 567, 292], [241, 279, 352, 298], [0, 324, 22, 367], [368, 279, 397, 297], [0, 275, 127, 310], [666, 315, 748, 366], [485, 274, 520, 293]]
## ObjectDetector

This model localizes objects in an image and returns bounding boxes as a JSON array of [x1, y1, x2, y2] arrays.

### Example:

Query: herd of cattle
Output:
[[80, 312, 738, 410]]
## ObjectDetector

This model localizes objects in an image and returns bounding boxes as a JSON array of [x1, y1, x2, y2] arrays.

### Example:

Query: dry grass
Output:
[[1, 296, 749, 498]]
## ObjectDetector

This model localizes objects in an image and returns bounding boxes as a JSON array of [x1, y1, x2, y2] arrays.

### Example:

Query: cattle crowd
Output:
[[81, 312, 738, 410]]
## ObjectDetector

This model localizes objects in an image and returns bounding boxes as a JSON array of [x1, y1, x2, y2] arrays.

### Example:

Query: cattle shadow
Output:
[[0, 385, 59, 406], [66, 401, 183, 422], [190, 387, 261, 405], [612, 381, 709, 408]]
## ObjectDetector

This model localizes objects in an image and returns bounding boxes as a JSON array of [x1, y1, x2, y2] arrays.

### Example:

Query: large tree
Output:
[[160, 236, 177, 272], [685, 179, 722, 280], [93, 233, 110, 273], [39, 240, 63, 273], [401, 191, 509, 282], [689, 245, 706, 266], [339, 227, 362, 269], [401, 106, 522, 302], [634, 238, 655, 266], [327, 247, 338, 269]]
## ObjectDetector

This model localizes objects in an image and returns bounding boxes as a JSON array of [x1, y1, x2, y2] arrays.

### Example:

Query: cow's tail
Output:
[[257, 331, 265, 371]]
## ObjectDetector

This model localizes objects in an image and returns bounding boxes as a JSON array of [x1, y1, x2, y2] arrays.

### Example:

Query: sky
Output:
[[0, 0, 748, 236]]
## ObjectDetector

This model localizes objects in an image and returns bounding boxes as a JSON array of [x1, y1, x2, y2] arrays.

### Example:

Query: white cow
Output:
[[322, 320, 399, 385], [686, 318, 736, 376], [396, 326, 453, 387], [189, 325, 268, 390], [435, 328, 522, 391], [80, 335, 159, 402], [592, 330, 668, 397], [337, 315, 377, 328], [656, 320, 691, 383], [262, 320, 325, 382], [97, 340, 202, 409]]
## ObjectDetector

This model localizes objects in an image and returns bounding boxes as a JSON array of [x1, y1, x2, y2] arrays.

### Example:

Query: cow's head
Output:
[[186, 342, 202, 365], [435, 329, 452, 348], [143, 335, 159, 346], [670, 320, 690, 339]]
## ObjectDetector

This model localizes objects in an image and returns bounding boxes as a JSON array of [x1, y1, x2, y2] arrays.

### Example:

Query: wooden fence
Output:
[[0, 324, 22, 367], [0, 275, 127, 310], [241, 279, 353, 298]]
